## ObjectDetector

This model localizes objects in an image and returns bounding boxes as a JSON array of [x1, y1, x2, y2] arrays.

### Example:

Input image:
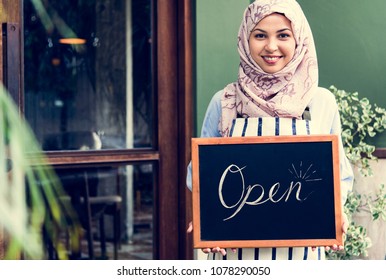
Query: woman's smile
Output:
[[262, 55, 283, 64]]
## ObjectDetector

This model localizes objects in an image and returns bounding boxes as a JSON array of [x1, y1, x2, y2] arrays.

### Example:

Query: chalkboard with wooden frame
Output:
[[191, 135, 343, 249]]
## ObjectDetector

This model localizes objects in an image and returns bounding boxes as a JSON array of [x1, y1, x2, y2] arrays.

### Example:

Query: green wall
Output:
[[195, 0, 386, 147], [195, 0, 249, 134]]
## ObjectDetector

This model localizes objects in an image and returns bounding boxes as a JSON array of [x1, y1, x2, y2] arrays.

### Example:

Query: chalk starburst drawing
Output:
[[288, 161, 322, 182]]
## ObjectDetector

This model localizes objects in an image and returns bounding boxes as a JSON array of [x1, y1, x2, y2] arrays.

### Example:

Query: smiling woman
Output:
[[188, 0, 353, 260], [248, 13, 296, 74]]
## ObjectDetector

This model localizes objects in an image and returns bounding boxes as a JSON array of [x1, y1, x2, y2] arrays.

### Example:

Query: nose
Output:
[[265, 38, 278, 53]]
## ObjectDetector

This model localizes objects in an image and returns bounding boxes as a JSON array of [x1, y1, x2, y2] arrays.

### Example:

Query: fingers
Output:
[[342, 222, 348, 234], [215, 248, 227, 256], [329, 213, 348, 252], [342, 212, 349, 233], [202, 247, 225, 256], [202, 248, 211, 254], [186, 222, 193, 233], [325, 212, 348, 252], [201, 247, 232, 256], [325, 244, 344, 251], [342, 220, 348, 234], [210, 247, 227, 256]]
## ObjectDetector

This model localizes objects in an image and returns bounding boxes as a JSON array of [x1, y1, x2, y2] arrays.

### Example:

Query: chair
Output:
[[43, 131, 122, 259]]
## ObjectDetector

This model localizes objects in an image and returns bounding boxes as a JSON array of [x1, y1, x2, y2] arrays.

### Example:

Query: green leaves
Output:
[[0, 84, 81, 259], [344, 186, 386, 221], [330, 85, 386, 176], [325, 86, 386, 260], [326, 223, 371, 260], [367, 184, 386, 221]]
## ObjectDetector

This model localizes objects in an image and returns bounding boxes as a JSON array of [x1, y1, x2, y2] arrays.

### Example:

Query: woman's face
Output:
[[249, 13, 296, 74]]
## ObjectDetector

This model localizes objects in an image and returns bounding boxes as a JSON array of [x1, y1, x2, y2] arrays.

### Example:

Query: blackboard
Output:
[[191, 135, 343, 249]]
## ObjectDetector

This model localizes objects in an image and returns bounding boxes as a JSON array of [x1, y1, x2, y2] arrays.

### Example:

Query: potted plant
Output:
[[0, 84, 81, 259], [325, 86, 386, 260]]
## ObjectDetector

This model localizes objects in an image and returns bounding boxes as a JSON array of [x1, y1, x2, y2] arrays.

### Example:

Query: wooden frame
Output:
[[192, 135, 343, 249]]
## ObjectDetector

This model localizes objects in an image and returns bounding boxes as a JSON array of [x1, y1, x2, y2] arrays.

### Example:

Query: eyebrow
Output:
[[252, 28, 292, 33]]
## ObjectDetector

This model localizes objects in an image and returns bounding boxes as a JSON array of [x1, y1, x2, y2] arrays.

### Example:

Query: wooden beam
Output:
[[178, 0, 194, 260], [156, 0, 179, 259]]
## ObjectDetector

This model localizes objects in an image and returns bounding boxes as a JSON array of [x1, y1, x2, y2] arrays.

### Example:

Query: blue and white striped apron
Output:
[[205, 117, 325, 260]]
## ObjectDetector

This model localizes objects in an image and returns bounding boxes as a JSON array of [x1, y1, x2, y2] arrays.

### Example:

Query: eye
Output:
[[253, 33, 266, 39], [278, 33, 292, 39]]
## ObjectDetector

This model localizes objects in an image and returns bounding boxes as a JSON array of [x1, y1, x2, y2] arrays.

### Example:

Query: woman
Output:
[[187, 0, 353, 260]]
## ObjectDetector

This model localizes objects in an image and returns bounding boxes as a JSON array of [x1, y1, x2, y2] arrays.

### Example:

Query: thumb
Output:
[[187, 221, 193, 233]]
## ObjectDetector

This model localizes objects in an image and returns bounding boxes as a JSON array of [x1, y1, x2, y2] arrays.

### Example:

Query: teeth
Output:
[[264, 56, 280, 61]]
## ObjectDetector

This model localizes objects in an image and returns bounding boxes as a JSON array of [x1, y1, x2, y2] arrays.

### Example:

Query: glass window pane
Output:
[[53, 163, 154, 260], [23, 0, 153, 150]]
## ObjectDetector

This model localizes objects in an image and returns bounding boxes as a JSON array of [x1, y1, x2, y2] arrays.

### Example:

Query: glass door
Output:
[[1, 0, 193, 259]]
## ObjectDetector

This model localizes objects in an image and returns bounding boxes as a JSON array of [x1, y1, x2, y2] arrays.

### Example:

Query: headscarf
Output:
[[219, 0, 318, 136]]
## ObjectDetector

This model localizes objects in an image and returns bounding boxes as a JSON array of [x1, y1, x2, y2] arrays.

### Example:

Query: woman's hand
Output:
[[328, 212, 349, 251], [186, 221, 193, 233], [186, 221, 232, 256], [188, 213, 349, 255], [316, 212, 348, 252]]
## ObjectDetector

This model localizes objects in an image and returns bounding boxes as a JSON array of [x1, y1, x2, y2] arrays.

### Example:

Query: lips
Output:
[[262, 56, 282, 64]]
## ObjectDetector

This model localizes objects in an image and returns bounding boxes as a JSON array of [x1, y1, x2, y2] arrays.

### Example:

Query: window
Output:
[[23, 0, 154, 150]]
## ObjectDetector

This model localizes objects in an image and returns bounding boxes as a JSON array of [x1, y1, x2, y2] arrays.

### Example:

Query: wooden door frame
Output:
[[155, 0, 194, 260], [156, 0, 194, 260], [0, 0, 194, 260]]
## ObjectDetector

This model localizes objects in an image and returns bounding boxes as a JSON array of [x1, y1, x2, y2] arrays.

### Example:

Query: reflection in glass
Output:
[[53, 163, 153, 260], [23, 0, 153, 150]]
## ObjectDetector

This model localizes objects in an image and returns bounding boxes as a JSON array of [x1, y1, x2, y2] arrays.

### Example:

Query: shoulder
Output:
[[315, 87, 336, 100], [308, 87, 340, 133], [200, 90, 225, 138], [205, 89, 224, 116], [208, 83, 238, 110], [210, 89, 225, 104], [310, 87, 337, 107]]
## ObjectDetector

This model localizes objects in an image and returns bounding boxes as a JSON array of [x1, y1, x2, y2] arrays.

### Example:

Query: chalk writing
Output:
[[218, 163, 321, 221]]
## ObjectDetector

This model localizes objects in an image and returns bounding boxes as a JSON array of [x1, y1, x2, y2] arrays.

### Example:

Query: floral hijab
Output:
[[219, 0, 318, 136]]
